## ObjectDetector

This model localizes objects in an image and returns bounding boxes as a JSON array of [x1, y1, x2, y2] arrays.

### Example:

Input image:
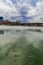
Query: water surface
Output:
[[0, 27, 43, 65]]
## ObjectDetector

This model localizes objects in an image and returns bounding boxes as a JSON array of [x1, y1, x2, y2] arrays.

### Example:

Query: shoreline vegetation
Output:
[[0, 20, 43, 26]]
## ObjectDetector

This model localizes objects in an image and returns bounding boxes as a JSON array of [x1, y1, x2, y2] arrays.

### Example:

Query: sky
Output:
[[0, 0, 43, 23]]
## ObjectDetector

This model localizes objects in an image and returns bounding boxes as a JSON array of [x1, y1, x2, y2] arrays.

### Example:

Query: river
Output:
[[0, 26, 43, 65]]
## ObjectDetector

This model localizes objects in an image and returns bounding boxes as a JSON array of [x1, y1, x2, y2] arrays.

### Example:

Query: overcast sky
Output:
[[0, 0, 43, 22]]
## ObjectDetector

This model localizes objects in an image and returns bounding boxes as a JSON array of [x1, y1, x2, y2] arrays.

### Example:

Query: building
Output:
[[0, 17, 3, 21], [0, 17, 4, 25]]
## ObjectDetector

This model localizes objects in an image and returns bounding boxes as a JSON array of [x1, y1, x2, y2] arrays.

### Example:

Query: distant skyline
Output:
[[0, 0, 43, 22]]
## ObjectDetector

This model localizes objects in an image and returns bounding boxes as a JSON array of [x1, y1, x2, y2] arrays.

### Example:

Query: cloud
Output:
[[27, 0, 43, 22], [0, 0, 43, 22], [0, 0, 20, 20]]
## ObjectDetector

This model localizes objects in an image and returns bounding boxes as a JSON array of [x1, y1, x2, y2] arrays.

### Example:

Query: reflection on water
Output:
[[0, 28, 43, 65], [0, 30, 4, 34]]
